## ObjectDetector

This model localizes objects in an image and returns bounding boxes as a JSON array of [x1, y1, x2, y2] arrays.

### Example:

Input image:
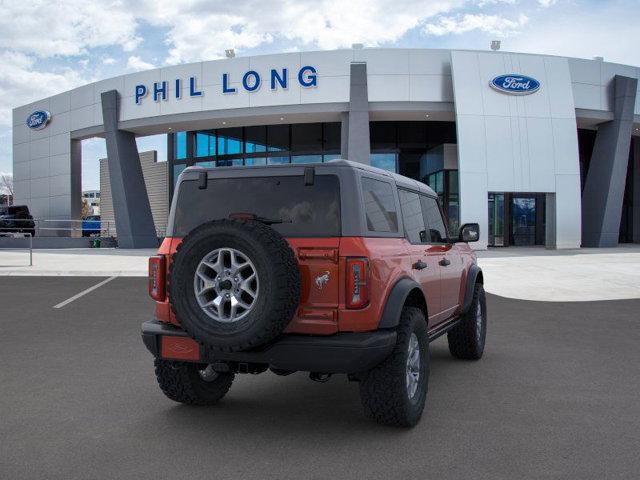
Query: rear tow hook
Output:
[[309, 372, 332, 383]]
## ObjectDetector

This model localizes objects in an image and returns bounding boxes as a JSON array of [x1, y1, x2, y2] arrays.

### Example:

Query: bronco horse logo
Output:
[[315, 271, 330, 290]]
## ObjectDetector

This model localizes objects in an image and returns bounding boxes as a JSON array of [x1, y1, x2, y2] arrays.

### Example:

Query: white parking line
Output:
[[53, 276, 118, 309]]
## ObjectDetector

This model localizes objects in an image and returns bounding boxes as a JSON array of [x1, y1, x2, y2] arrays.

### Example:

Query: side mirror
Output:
[[458, 223, 480, 243]]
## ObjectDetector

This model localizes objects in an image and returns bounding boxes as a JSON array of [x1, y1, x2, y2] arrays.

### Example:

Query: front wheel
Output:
[[154, 359, 235, 405], [447, 283, 487, 360], [359, 307, 429, 427]]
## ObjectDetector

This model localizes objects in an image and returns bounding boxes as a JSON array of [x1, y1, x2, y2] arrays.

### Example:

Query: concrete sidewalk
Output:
[[477, 245, 640, 301], [0, 248, 154, 276], [1, 245, 639, 301]]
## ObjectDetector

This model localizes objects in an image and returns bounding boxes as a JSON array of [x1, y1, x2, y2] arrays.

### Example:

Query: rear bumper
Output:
[[141, 319, 396, 374]]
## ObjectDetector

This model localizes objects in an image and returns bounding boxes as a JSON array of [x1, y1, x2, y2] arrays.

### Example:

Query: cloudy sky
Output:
[[0, 0, 638, 190]]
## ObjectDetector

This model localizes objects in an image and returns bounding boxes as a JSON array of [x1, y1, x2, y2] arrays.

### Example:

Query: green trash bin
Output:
[[91, 238, 101, 248]]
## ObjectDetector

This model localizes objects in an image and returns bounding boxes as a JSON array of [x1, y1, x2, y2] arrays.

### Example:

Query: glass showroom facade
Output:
[[167, 122, 637, 246], [168, 120, 461, 233]]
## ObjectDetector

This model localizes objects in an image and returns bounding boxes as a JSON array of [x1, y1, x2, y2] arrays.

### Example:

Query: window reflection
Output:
[[245, 126, 267, 153], [267, 156, 289, 164], [170, 123, 342, 196], [175, 132, 187, 160], [267, 125, 289, 152], [370, 153, 398, 173], [173, 163, 187, 186], [196, 131, 215, 157], [217, 128, 243, 155], [292, 155, 322, 164]]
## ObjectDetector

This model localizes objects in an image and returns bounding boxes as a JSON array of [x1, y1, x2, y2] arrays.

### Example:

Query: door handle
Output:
[[412, 260, 428, 270], [439, 258, 451, 267]]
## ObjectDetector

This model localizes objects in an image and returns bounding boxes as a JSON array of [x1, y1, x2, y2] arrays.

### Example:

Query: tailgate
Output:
[[285, 237, 341, 335]]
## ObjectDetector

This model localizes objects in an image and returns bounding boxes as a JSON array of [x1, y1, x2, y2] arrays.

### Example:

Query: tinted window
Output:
[[361, 177, 398, 233], [267, 124, 289, 152], [217, 128, 242, 155], [399, 190, 427, 243], [173, 175, 340, 237], [370, 153, 397, 173], [420, 195, 448, 243], [245, 126, 267, 153], [323, 123, 341, 151], [291, 123, 322, 152], [175, 131, 187, 160], [196, 131, 216, 157]]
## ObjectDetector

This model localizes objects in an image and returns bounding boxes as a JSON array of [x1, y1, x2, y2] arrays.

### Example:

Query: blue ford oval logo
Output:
[[26, 110, 51, 130], [490, 74, 540, 95]]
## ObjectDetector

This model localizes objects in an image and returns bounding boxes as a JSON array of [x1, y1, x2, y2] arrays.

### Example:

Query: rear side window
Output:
[[361, 177, 398, 233], [173, 175, 340, 237], [420, 195, 448, 243], [398, 190, 427, 243]]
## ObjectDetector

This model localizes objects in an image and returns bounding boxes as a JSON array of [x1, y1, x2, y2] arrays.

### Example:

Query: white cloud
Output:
[[0, 51, 86, 125], [0, 51, 89, 172], [0, 0, 141, 57], [507, 9, 640, 66], [102, 57, 116, 65], [538, 0, 557, 6], [126, 55, 156, 72], [424, 13, 529, 36], [135, 0, 466, 64]]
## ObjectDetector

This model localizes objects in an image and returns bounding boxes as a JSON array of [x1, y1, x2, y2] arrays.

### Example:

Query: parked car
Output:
[[142, 160, 485, 427], [0, 205, 35, 237], [82, 215, 101, 237]]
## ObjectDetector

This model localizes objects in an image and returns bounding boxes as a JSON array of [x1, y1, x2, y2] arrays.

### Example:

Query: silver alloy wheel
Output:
[[194, 247, 259, 323], [475, 301, 483, 340], [406, 333, 421, 399], [198, 364, 219, 382]]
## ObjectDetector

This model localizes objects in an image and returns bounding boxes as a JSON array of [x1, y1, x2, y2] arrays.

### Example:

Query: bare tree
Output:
[[0, 173, 13, 206], [81, 198, 92, 218]]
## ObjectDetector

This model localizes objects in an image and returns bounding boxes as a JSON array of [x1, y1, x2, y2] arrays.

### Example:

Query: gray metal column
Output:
[[633, 138, 640, 243], [346, 63, 370, 164], [545, 193, 556, 249], [582, 75, 638, 247], [101, 90, 158, 248], [340, 111, 349, 158], [69, 139, 82, 237]]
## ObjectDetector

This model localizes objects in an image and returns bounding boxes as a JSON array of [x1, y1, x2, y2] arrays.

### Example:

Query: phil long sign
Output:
[[490, 74, 540, 95], [135, 66, 318, 105]]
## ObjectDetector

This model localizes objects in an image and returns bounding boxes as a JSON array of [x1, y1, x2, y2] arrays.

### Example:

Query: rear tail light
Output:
[[346, 257, 370, 309], [149, 255, 166, 301]]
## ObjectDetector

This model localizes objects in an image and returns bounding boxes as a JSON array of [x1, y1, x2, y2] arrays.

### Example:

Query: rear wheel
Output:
[[359, 307, 429, 427], [154, 358, 235, 405], [447, 283, 487, 360]]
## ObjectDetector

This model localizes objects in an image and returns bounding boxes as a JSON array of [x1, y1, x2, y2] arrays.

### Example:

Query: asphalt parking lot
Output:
[[1, 277, 639, 479]]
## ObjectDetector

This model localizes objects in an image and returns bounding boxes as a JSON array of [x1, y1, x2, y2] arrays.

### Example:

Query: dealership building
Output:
[[11, 48, 640, 248]]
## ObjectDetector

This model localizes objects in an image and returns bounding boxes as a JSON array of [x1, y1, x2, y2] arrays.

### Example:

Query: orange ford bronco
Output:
[[142, 160, 485, 427]]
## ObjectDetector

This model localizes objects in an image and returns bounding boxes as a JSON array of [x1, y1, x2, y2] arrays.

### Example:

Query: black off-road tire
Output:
[[447, 283, 487, 360], [359, 307, 429, 427], [154, 358, 235, 405], [169, 219, 300, 352]]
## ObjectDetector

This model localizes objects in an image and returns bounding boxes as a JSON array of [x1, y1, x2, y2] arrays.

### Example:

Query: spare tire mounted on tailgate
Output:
[[169, 219, 301, 352]]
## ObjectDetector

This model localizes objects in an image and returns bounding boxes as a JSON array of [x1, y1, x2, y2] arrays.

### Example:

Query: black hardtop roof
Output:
[[182, 159, 437, 197]]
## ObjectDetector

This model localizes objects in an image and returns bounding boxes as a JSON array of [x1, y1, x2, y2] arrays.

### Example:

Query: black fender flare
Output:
[[378, 278, 426, 329], [461, 264, 483, 314]]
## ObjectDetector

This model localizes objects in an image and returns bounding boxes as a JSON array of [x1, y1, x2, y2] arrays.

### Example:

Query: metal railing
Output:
[[0, 218, 165, 238], [0, 232, 33, 266]]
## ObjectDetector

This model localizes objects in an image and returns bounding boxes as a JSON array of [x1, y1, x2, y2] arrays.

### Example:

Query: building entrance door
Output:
[[510, 195, 537, 246], [488, 193, 505, 246], [488, 193, 546, 247]]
